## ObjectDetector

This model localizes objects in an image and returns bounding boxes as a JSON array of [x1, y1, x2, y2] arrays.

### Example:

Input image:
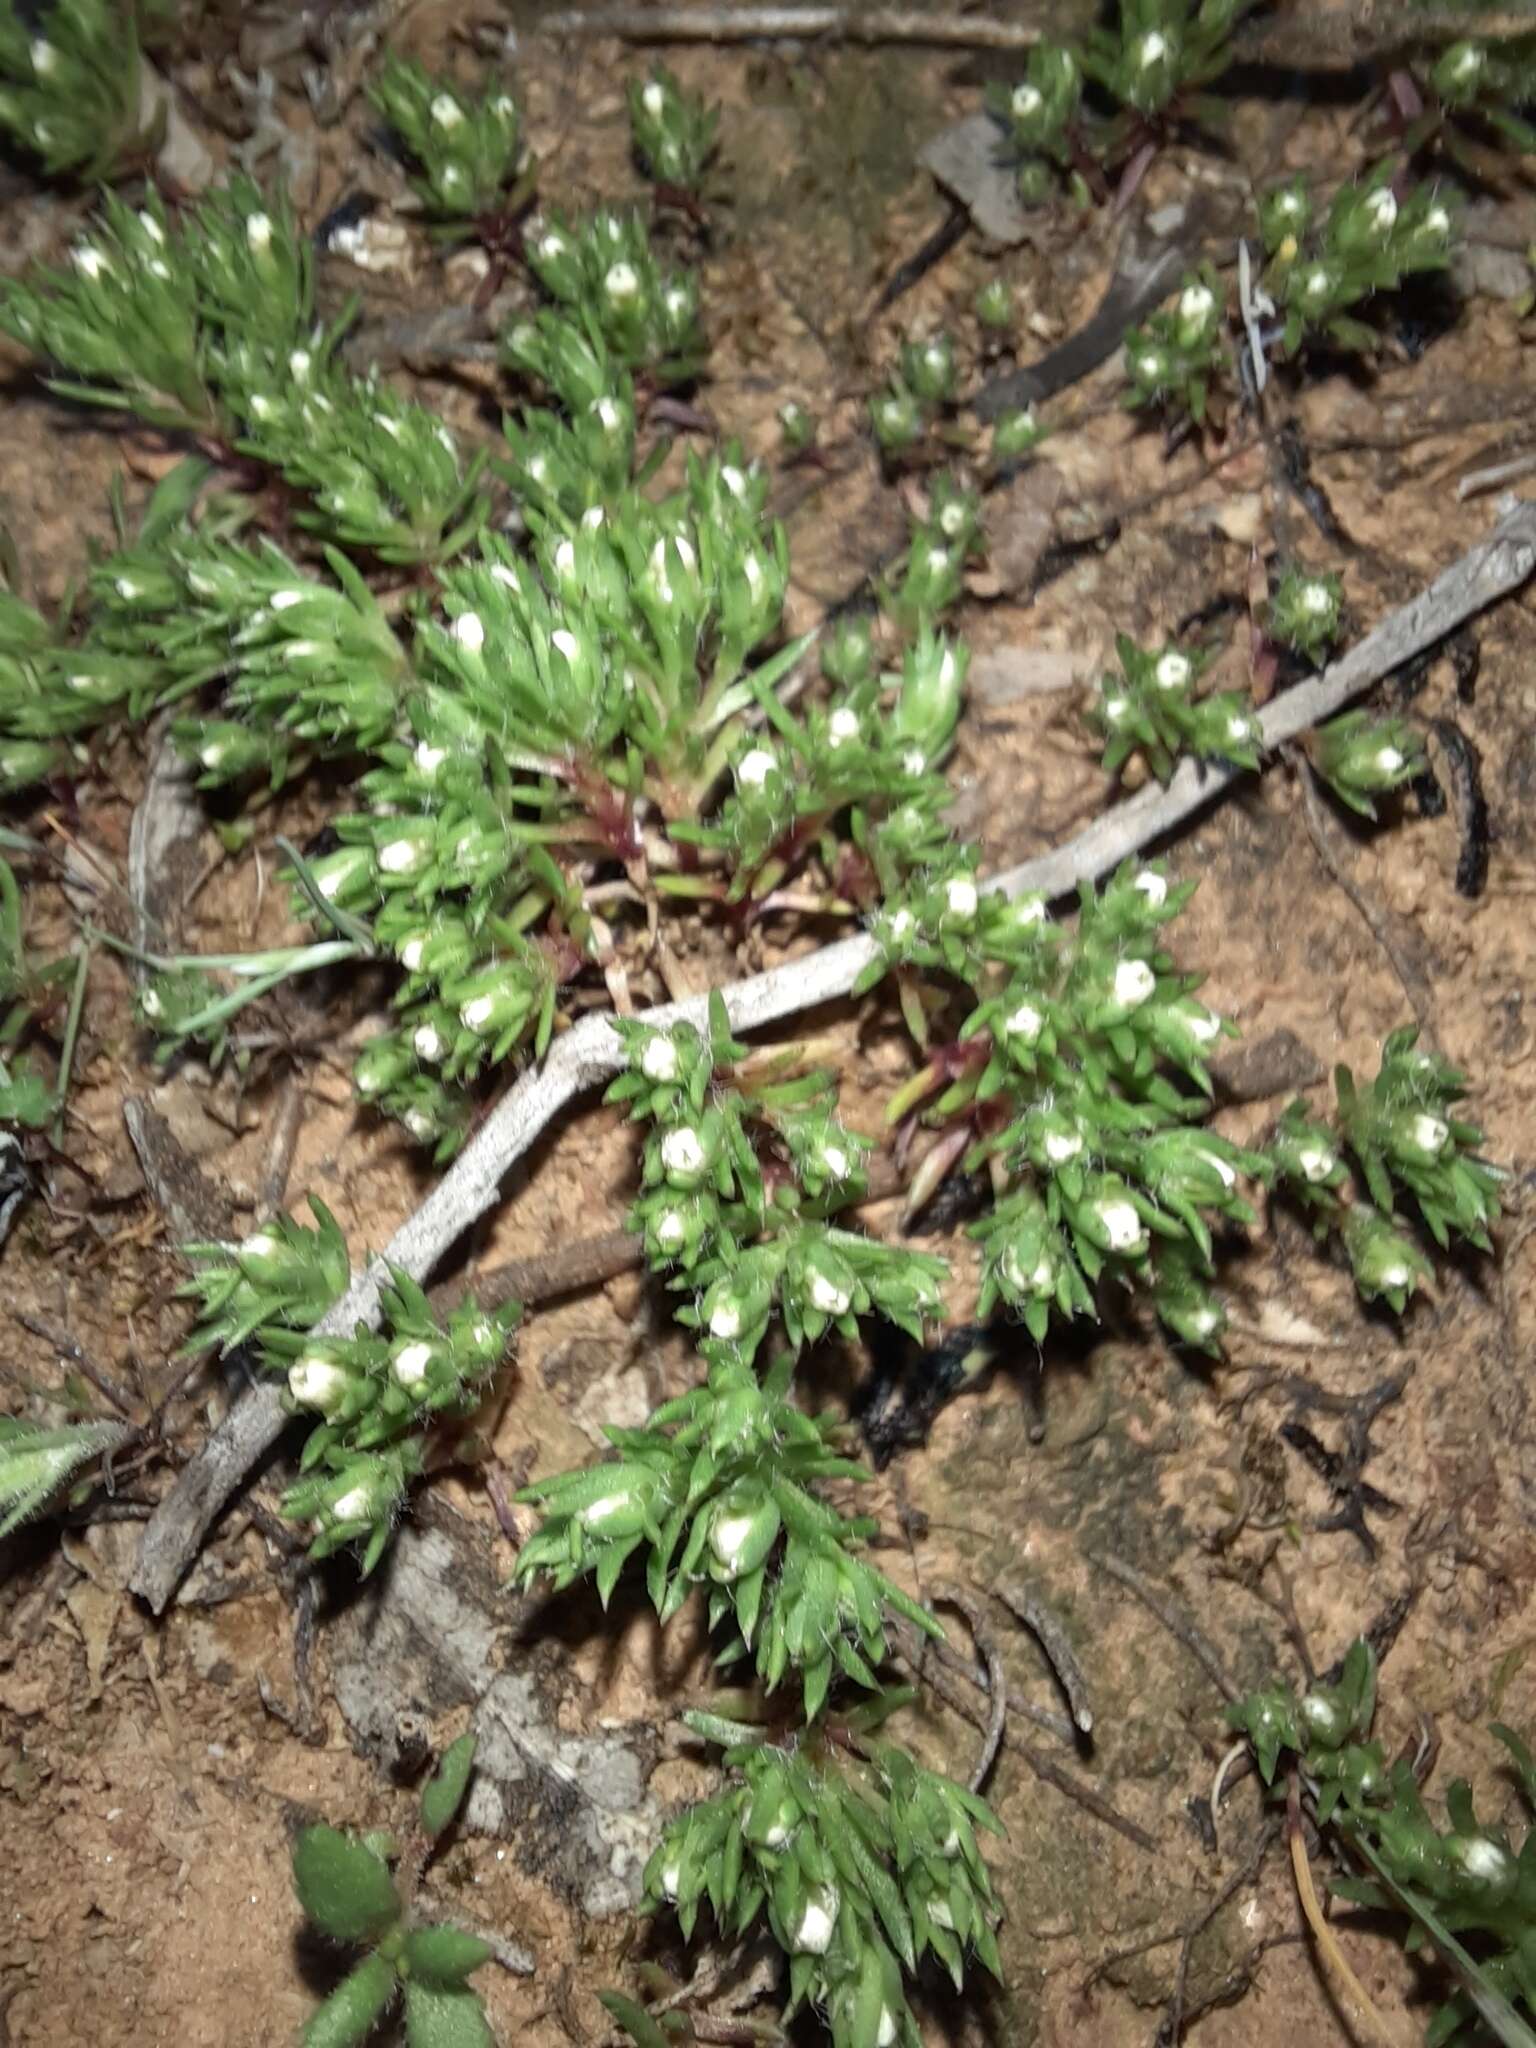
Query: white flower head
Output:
[[289, 1358, 347, 1412], [820, 1143, 850, 1180], [1186, 1008, 1222, 1045], [1137, 29, 1169, 67], [1227, 713, 1254, 743], [721, 464, 746, 498], [1155, 651, 1192, 691], [1300, 581, 1334, 615], [331, 1486, 371, 1525], [1011, 82, 1042, 117], [642, 80, 667, 115], [640, 1034, 679, 1082], [379, 836, 426, 875], [945, 876, 979, 921], [452, 611, 485, 653], [1297, 1144, 1334, 1183], [902, 748, 927, 777], [737, 747, 777, 789], [199, 741, 226, 770], [403, 1110, 436, 1142], [246, 212, 274, 254], [1365, 186, 1398, 234], [605, 261, 640, 300], [554, 539, 576, 581], [1424, 204, 1451, 238], [654, 1209, 686, 1251], [1374, 745, 1405, 775], [430, 93, 463, 128], [808, 1271, 852, 1317], [551, 627, 580, 663], [827, 707, 861, 747], [30, 40, 56, 74], [538, 232, 566, 262], [887, 907, 915, 942], [1411, 1113, 1449, 1155], [1137, 352, 1165, 381], [1459, 1837, 1510, 1884], [74, 244, 109, 282], [709, 1300, 742, 1341], [461, 994, 496, 1032], [414, 1024, 446, 1063], [1096, 1198, 1146, 1253], [1112, 958, 1156, 1009], [709, 1512, 757, 1571], [1201, 1149, 1237, 1188], [1380, 1262, 1411, 1290], [661, 1126, 705, 1176], [393, 1341, 434, 1388], [137, 209, 164, 244], [399, 936, 426, 973], [270, 588, 307, 611], [1179, 282, 1215, 325], [791, 1886, 840, 1954], [1045, 1130, 1082, 1164], [1134, 869, 1168, 907], [1104, 695, 1128, 725], [1007, 1001, 1043, 1042], [414, 741, 447, 779]]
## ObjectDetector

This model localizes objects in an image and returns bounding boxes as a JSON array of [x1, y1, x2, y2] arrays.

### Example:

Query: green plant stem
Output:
[[50, 944, 92, 1146]]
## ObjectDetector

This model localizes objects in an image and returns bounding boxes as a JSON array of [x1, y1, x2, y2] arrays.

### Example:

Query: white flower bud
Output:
[[379, 837, 426, 874], [1186, 1008, 1222, 1045], [30, 40, 56, 74], [1364, 188, 1397, 234], [1137, 30, 1168, 66], [415, 741, 447, 779], [1155, 652, 1191, 691], [1201, 1150, 1237, 1188], [709, 1301, 742, 1341], [430, 93, 463, 127], [1045, 1130, 1082, 1164], [461, 994, 496, 1031], [246, 212, 273, 254], [661, 1126, 705, 1176], [331, 1486, 372, 1524], [1104, 695, 1128, 724], [1112, 959, 1156, 1009], [1297, 1145, 1334, 1183], [827, 707, 861, 747], [791, 1886, 839, 1954], [945, 877, 978, 920], [393, 1341, 434, 1387], [1007, 1001, 1043, 1041], [551, 628, 580, 662], [1374, 745, 1404, 775], [641, 1035, 679, 1082], [654, 1209, 687, 1251], [414, 1024, 446, 1062], [737, 747, 778, 789], [808, 1272, 852, 1317], [605, 261, 640, 300], [453, 611, 486, 654], [709, 1513, 757, 1570], [1179, 283, 1214, 324], [1011, 83, 1042, 117], [820, 1143, 849, 1180], [1134, 869, 1168, 907], [902, 748, 927, 777], [399, 937, 426, 972], [1096, 1199, 1146, 1252], [74, 245, 108, 282], [642, 80, 667, 115], [1459, 1837, 1511, 1884], [289, 1358, 347, 1413], [1410, 1113, 1449, 1155], [1300, 581, 1334, 616]]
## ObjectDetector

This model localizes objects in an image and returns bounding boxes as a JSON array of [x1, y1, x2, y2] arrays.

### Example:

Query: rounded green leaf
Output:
[[292, 1826, 401, 1945], [301, 1953, 398, 2048], [402, 1982, 496, 2048], [401, 1924, 493, 1989]]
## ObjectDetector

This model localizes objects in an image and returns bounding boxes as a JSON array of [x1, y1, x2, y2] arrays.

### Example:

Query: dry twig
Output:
[[541, 7, 1041, 51], [1090, 1552, 1239, 1705], [130, 500, 1536, 1612]]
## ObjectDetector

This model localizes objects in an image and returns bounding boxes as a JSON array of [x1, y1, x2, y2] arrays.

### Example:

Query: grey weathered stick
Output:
[[540, 7, 1041, 51], [129, 498, 1536, 1612], [997, 1581, 1094, 1735]]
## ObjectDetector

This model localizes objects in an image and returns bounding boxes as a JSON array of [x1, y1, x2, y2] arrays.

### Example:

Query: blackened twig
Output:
[[1431, 716, 1489, 899], [12, 1311, 137, 1417], [934, 1582, 1008, 1793], [997, 1580, 1094, 1734], [869, 207, 968, 317]]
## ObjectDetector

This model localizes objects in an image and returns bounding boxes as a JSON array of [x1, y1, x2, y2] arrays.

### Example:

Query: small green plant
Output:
[[1273, 1027, 1502, 1308], [1268, 565, 1344, 667], [513, 1001, 997, 2043], [1229, 1641, 1536, 2047], [984, 41, 1090, 205], [0, 0, 172, 180], [627, 66, 719, 193], [1091, 633, 1262, 782], [1122, 263, 1227, 425], [292, 1733, 498, 2047], [367, 56, 525, 231], [1259, 165, 1458, 358], [1308, 710, 1426, 818], [178, 1199, 521, 1567], [1392, 36, 1536, 181]]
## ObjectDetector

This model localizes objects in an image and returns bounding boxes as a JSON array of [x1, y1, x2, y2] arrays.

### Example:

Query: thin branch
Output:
[[933, 1582, 1009, 1792], [129, 500, 1536, 1612], [539, 7, 1042, 51], [1090, 1552, 1239, 1705], [996, 1580, 1094, 1735]]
